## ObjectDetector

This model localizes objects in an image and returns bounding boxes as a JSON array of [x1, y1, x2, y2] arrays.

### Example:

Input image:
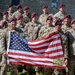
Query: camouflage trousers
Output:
[[10, 65, 18, 75], [0, 54, 7, 75], [35, 67, 53, 75], [52, 69, 67, 75], [68, 61, 75, 75], [43, 68, 53, 75]]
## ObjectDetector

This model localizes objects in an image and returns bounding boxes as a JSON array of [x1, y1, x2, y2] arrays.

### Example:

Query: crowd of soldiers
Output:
[[0, 3, 75, 75]]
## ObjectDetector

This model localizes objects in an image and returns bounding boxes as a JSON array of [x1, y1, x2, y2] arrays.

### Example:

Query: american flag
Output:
[[7, 32, 66, 69]]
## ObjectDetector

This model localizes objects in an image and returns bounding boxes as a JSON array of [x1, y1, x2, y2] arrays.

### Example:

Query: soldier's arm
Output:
[[0, 31, 6, 55], [63, 36, 68, 59]]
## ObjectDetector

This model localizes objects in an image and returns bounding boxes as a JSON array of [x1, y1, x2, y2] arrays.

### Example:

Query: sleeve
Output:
[[0, 31, 6, 55], [61, 35, 68, 59]]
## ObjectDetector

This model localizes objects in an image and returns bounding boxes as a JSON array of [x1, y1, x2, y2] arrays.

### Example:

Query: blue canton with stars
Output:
[[9, 32, 31, 52]]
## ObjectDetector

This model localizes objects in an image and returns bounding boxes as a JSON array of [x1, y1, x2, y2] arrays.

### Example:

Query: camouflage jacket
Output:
[[12, 10, 22, 18], [38, 13, 49, 25], [61, 25, 71, 33], [60, 32, 68, 58], [38, 25, 54, 39], [23, 14, 31, 24], [54, 11, 65, 19], [66, 28, 75, 58], [25, 22, 41, 40], [0, 28, 6, 54]]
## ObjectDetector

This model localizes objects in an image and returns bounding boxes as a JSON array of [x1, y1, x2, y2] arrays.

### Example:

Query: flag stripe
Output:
[[28, 37, 60, 46], [8, 50, 64, 59], [9, 62, 66, 69], [8, 57, 53, 63], [31, 43, 61, 50]]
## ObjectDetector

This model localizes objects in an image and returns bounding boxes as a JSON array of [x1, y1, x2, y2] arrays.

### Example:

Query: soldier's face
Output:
[[64, 18, 71, 25], [32, 16, 37, 22], [3, 15, 8, 20], [59, 7, 64, 12], [43, 8, 48, 14], [10, 21, 16, 30], [18, 8, 22, 12], [24, 10, 29, 15], [47, 20, 53, 25], [71, 22, 75, 29], [55, 22, 62, 31], [18, 18, 23, 25], [9, 7, 13, 12]]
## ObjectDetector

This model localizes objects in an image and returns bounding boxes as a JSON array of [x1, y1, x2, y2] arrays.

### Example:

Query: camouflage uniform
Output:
[[61, 25, 71, 33], [66, 28, 75, 75], [38, 13, 48, 25], [24, 21, 41, 75], [0, 27, 7, 75], [38, 25, 54, 39], [23, 13, 31, 24], [5, 26, 26, 75], [54, 11, 65, 19], [25, 22, 41, 40], [7, 11, 14, 20], [38, 25, 54, 75], [12, 10, 22, 19], [16, 24, 26, 38], [53, 31, 68, 75]]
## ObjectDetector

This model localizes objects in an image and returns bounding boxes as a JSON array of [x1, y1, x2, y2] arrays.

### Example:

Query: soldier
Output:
[[5, 18, 26, 75], [12, 4, 22, 19], [24, 12, 41, 75], [0, 11, 9, 25], [16, 15, 27, 74], [17, 15, 25, 30], [54, 3, 66, 20], [53, 19, 68, 75], [0, 26, 7, 75], [38, 5, 49, 25], [38, 16, 54, 75], [25, 12, 41, 40], [65, 19, 75, 75], [23, 6, 31, 24], [38, 15, 54, 39], [61, 14, 71, 33], [7, 4, 14, 20]]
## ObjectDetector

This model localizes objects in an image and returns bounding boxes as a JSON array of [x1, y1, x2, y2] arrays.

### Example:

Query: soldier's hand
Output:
[[3, 52, 8, 58], [64, 58, 68, 66]]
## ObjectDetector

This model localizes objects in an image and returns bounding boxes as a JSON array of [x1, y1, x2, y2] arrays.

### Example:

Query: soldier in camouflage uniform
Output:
[[24, 12, 41, 75], [12, 4, 22, 19], [38, 16, 54, 39], [61, 14, 71, 33], [0, 11, 9, 26], [53, 19, 68, 75], [53, 4, 66, 20], [25, 12, 41, 40], [16, 15, 25, 31], [0, 26, 7, 75], [65, 19, 75, 75], [16, 15, 27, 74], [7, 4, 14, 20], [23, 6, 31, 24], [38, 5, 49, 25], [38, 16, 54, 75], [5, 18, 26, 75]]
